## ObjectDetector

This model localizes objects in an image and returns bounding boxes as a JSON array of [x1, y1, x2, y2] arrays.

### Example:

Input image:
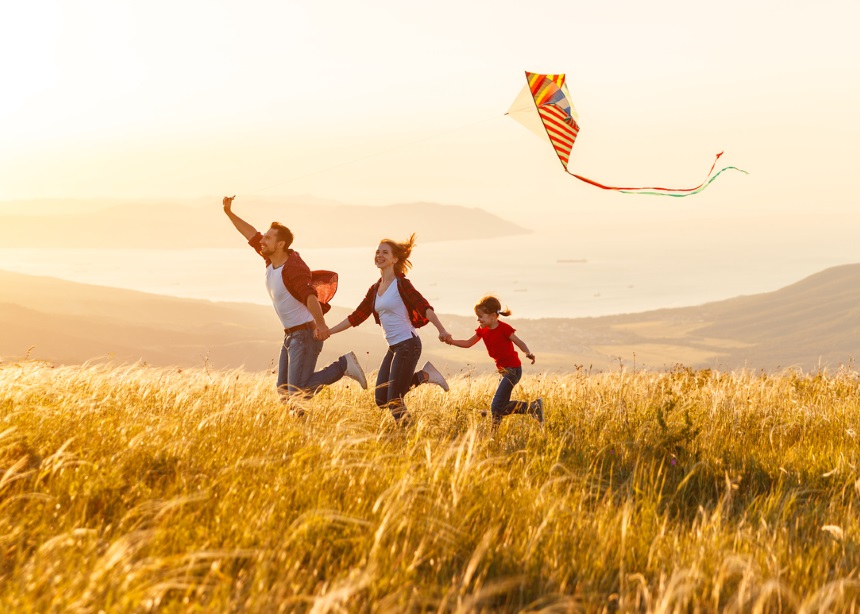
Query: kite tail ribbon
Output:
[[568, 152, 748, 197]]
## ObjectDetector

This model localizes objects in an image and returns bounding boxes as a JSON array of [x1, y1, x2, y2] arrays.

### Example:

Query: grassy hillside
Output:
[[1, 361, 859, 611]]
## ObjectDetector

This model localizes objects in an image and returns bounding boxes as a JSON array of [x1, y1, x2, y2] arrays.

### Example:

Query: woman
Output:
[[329, 234, 450, 424]]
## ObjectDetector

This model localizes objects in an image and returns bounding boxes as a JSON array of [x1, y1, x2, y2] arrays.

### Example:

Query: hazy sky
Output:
[[2, 0, 859, 229]]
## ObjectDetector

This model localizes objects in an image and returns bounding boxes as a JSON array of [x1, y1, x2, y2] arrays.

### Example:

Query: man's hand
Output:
[[223, 195, 236, 212], [314, 323, 331, 341]]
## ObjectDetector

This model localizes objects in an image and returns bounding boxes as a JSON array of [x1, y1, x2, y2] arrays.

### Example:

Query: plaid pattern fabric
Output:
[[347, 275, 431, 329], [248, 232, 333, 314]]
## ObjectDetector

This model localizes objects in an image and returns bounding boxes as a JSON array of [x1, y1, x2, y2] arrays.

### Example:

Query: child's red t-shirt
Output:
[[476, 321, 521, 370]]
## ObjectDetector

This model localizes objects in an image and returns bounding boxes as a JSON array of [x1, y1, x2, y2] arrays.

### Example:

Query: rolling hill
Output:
[[534, 263, 860, 371], [2, 265, 859, 374]]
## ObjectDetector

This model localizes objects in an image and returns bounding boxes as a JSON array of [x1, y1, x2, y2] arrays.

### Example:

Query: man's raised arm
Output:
[[222, 196, 258, 241]]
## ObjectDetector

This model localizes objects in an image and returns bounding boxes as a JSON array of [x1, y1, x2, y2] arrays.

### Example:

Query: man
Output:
[[223, 196, 366, 399]]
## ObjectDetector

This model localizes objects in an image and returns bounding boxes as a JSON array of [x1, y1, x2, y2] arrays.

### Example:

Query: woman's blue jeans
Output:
[[375, 334, 423, 421]]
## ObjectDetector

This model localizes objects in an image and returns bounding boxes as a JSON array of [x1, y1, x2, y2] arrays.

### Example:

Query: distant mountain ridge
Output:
[[1, 265, 859, 373], [530, 263, 860, 371], [0, 197, 529, 248]]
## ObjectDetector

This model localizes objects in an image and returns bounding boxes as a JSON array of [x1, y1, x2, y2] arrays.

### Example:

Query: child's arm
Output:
[[445, 334, 480, 349], [509, 333, 535, 364]]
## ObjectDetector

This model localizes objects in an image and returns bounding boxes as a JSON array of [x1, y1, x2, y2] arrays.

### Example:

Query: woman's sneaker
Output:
[[530, 398, 544, 425], [421, 361, 449, 392], [343, 352, 367, 389]]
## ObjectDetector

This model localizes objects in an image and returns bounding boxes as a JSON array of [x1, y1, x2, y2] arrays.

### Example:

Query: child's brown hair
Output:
[[475, 295, 511, 317]]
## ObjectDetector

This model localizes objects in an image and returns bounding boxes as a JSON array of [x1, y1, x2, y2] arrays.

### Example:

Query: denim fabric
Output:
[[375, 334, 423, 420], [490, 366, 528, 425], [277, 328, 345, 398]]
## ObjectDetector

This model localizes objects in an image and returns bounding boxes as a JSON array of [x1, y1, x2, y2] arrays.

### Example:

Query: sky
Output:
[[1, 0, 859, 232]]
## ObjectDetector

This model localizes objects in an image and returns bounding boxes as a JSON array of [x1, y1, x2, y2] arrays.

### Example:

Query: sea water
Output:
[[0, 232, 856, 318]]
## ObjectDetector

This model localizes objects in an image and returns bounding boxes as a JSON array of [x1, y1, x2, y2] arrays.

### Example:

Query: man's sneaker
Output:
[[530, 398, 544, 425], [343, 351, 367, 389], [421, 361, 449, 392]]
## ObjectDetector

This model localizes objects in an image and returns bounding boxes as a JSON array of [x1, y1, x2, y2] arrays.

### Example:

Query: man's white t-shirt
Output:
[[267, 264, 314, 329]]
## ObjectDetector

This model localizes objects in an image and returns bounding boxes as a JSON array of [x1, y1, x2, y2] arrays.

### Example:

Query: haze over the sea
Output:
[[2, 1, 859, 328], [1, 209, 857, 319]]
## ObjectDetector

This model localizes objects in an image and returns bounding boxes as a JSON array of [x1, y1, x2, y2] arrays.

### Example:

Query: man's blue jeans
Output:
[[277, 328, 345, 398]]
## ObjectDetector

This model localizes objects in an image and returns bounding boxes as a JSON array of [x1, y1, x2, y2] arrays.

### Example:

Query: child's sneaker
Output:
[[530, 398, 544, 425], [421, 361, 449, 392], [343, 351, 367, 389]]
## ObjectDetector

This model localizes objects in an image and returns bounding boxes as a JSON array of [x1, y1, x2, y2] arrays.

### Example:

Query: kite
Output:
[[507, 71, 747, 197]]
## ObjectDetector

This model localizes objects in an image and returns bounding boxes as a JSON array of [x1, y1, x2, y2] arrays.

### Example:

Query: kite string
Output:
[[245, 115, 504, 196]]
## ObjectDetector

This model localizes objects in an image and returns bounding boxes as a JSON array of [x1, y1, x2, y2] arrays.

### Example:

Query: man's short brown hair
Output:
[[270, 222, 293, 250]]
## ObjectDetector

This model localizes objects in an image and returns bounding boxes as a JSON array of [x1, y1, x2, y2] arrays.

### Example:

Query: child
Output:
[[444, 296, 543, 427]]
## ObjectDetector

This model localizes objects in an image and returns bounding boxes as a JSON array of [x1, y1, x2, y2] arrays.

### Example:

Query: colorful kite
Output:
[[507, 72, 747, 197]]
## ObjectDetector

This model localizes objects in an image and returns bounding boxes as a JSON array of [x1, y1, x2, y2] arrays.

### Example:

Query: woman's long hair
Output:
[[379, 233, 416, 276]]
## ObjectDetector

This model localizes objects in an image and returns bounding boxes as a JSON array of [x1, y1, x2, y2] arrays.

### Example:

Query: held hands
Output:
[[314, 323, 331, 341], [438, 332, 453, 344]]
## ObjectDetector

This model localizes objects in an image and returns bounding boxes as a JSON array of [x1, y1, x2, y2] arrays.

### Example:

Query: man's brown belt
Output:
[[284, 321, 315, 335]]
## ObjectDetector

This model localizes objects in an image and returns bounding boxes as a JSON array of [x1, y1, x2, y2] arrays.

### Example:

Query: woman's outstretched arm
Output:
[[423, 308, 451, 342], [328, 318, 353, 336]]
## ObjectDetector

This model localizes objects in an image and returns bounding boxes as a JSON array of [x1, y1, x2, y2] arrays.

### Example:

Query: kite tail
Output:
[[617, 166, 749, 197], [567, 152, 748, 197]]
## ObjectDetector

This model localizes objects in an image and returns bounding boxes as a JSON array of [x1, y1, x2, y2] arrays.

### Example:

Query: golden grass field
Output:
[[2, 360, 860, 612]]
